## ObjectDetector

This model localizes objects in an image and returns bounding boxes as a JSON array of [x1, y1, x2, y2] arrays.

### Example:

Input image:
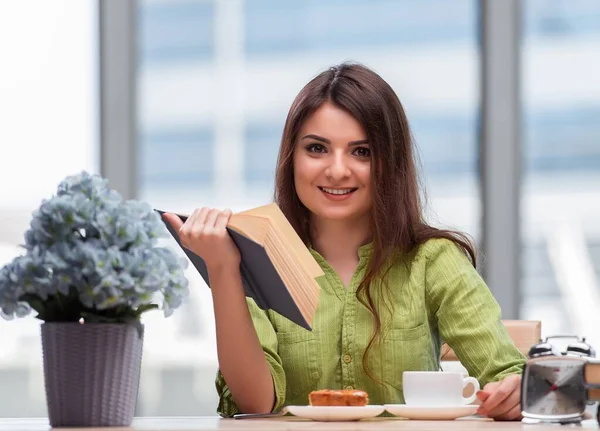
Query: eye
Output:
[[306, 143, 327, 154], [353, 147, 370, 158]]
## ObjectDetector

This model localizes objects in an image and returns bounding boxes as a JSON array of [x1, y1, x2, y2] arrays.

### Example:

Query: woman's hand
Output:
[[164, 209, 275, 414], [162, 208, 241, 272], [476, 374, 522, 421]]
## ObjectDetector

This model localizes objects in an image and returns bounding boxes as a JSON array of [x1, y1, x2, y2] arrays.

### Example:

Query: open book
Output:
[[155, 203, 323, 330]]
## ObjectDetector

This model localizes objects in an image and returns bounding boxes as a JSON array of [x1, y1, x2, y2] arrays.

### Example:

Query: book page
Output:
[[239, 203, 323, 278], [228, 214, 270, 243]]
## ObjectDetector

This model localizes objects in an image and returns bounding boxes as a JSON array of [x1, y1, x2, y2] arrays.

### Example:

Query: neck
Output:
[[309, 215, 372, 263]]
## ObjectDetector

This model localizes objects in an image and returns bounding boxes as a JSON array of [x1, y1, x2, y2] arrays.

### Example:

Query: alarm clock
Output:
[[521, 335, 597, 424]]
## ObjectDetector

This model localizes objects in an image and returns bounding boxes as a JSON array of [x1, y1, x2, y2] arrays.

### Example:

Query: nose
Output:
[[325, 151, 351, 181]]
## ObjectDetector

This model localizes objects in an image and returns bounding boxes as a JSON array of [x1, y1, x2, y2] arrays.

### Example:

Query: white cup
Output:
[[402, 371, 480, 406]]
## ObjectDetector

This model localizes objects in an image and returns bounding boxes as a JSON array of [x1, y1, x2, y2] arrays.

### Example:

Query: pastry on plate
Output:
[[308, 389, 369, 407]]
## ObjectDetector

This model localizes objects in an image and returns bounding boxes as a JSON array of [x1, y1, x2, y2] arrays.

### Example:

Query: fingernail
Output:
[[476, 408, 485, 416]]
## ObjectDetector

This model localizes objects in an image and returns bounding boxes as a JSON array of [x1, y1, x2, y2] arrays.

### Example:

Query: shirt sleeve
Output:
[[423, 238, 526, 386], [214, 297, 287, 417]]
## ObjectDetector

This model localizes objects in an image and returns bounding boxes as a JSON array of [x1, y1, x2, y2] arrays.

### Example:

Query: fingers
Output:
[[479, 378, 513, 413], [476, 390, 491, 403], [204, 208, 221, 231], [485, 387, 520, 419], [177, 207, 231, 249], [162, 213, 184, 231], [215, 209, 232, 231], [179, 207, 209, 248], [190, 207, 210, 232], [169, 207, 239, 269], [495, 402, 522, 421], [478, 375, 521, 420]]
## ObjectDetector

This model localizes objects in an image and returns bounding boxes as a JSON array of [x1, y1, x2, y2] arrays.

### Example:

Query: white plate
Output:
[[384, 404, 479, 420], [284, 405, 385, 421]]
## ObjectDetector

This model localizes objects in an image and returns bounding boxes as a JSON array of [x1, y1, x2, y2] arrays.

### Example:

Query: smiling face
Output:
[[293, 101, 373, 224]]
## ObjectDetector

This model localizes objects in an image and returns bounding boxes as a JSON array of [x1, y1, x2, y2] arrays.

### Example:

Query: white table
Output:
[[0, 417, 598, 431]]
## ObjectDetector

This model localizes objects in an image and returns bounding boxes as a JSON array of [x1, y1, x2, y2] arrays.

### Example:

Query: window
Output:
[[137, 0, 216, 204], [520, 0, 600, 343], [0, 0, 98, 417]]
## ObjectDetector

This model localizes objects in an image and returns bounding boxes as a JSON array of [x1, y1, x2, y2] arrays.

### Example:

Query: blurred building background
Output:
[[0, 0, 598, 418]]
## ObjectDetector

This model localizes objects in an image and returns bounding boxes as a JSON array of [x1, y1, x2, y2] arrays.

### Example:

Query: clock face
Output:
[[522, 357, 587, 420]]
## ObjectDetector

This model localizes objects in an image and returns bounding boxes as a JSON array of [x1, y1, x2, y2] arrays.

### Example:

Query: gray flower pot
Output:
[[41, 322, 144, 427]]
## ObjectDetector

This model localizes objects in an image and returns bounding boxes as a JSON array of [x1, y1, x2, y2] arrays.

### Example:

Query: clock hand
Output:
[[553, 370, 581, 389], [542, 378, 554, 387]]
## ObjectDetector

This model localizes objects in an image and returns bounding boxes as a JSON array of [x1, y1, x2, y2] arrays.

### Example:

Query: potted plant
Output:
[[0, 172, 189, 427]]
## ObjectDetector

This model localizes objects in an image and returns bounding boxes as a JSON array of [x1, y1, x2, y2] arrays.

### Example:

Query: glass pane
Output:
[[0, 0, 98, 417], [137, 0, 479, 415], [521, 0, 600, 347]]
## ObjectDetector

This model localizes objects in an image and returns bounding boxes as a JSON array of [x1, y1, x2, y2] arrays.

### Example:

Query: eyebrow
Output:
[[301, 134, 369, 146]]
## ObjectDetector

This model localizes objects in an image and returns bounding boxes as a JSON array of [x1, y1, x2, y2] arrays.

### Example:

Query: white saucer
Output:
[[384, 404, 479, 420], [285, 405, 385, 421]]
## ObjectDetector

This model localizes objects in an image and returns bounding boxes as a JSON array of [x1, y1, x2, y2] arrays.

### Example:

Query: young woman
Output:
[[163, 63, 526, 421]]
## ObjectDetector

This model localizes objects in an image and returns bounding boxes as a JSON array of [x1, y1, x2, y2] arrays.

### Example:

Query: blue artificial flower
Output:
[[0, 171, 189, 321]]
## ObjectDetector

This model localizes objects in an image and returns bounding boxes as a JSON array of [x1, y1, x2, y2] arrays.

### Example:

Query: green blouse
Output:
[[215, 238, 526, 417]]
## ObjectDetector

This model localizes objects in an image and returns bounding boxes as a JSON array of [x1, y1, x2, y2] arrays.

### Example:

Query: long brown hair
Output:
[[274, 62, 476, 383]]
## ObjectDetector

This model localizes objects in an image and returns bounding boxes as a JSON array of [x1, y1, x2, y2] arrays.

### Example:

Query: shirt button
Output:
[[343, 354, 352, 363], [345, 385, 354, 390]]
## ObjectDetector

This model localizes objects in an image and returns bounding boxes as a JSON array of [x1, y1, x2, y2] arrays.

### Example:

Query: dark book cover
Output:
[[155, 209, 312, 330]]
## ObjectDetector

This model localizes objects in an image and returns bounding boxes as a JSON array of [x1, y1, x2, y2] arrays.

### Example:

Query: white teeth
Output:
[[321, 187, 355, 195]]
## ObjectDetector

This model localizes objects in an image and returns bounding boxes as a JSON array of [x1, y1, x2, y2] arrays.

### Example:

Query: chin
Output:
[[312, 206, 368, 222]]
